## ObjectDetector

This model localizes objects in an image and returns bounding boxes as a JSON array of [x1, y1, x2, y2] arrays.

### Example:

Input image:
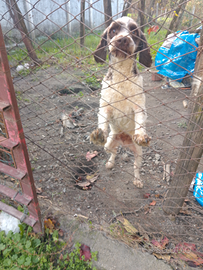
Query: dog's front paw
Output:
[[132, 133, 151, 147], [105, 161, 114, 169], [90, 128, 107, 146], [133, 179, 143, 188]]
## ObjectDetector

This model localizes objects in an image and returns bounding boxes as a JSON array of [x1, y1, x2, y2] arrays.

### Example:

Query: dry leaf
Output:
[[173, 242, 203, 266], [117, 216, 138, 235], [149, 200, 156, 206], [153, 253, 171, 261], [58, 229, 64, 237], [143, 193, 150, 198], [44, 219, 55, 233], [76, 173, 98, 188], [86, 151, 98, 161], [36, 187, 43, 194], [151, 236, 169, 250], [179, 209, 191, 215], [144, 204, 150, 214], [80, 244, 91, 261], [147, 25, 159, 35]]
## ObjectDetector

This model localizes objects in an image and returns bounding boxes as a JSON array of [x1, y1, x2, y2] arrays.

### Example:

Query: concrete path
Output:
[[73, 223, 172, 270]]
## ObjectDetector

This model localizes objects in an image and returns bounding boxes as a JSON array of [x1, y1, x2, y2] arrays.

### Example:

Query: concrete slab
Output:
[[60, 217, 173, 270], [73, 224, 172, 270]]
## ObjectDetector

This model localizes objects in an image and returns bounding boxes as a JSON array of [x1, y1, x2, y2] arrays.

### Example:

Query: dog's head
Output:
[[94, 16, 152, 67]]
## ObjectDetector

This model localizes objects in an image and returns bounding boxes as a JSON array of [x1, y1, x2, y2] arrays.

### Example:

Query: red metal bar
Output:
[[0, 201, 37, 227], [0, 185, 32, 206], [0, 24, 42, 233], [0, 163, 26, 179]]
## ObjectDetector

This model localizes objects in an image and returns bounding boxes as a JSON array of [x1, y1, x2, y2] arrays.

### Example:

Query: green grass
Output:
[[146, 29, 167, 63], [7, 29, 167, 76], [7, 32, 101, 68]]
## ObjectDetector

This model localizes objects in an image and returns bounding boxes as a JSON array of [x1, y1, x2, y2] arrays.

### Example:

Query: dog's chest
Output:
[[101, 76, 143, 114]]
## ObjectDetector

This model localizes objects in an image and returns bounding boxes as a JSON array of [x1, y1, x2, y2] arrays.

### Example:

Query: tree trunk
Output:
[[122, 0, 133, 17], [173, 2, 187, 31], [80, 0, 85, 47], [163, 25, 203, 215], [146, 0, 156, 22], [5, 0, 39, 63], [165, 0, 186, 37], [103, 0, 112, 28], [138, 0, 146, 32]]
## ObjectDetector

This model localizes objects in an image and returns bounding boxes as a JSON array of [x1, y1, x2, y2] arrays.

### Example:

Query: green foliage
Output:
[[177, 122, 187, 129], [146, 29, 167, 63], [156, 17, 172, 29], [84, 72, 101, 90], [0, 224, 97, 270]]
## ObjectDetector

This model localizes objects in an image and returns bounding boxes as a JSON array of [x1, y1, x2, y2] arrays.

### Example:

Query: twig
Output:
[[108, 205, 144, 223], [154, 12, 170, 36]]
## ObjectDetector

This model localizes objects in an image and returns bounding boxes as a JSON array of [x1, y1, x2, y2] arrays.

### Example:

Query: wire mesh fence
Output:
[[0, 0, 203, 268]]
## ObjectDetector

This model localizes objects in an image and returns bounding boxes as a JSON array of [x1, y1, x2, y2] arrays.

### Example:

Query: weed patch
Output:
[[0, 222, 97, 270]]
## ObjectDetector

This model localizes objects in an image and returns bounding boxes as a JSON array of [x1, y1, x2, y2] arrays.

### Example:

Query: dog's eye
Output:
[[131, 29, 136, 35]]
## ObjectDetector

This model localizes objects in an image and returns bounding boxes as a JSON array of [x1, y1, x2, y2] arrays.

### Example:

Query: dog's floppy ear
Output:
[[138, 30, 152, 67], [94, 29, 108, 63]]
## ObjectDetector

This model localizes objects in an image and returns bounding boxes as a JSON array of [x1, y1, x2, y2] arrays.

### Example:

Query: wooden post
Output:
[[165, 0, 186, 38], [163, 26, 203, 215], [5, 0, 39, 63], [103, 0, 112, 28], [122, 0, 133, 17], [138, 0, 146, 33], [80, 0, 85, 47]]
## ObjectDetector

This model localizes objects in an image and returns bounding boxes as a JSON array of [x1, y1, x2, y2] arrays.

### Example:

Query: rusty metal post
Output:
[[0, 24, 42, 233]]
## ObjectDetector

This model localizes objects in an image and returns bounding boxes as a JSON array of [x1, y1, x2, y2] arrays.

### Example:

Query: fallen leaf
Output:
[[58, 229, 64, 237], [144, 205, 150, 214], [76, 173, 98, 188], [44, 219, 55, 233], [173, 243, 203, 266], [149, 200, 156, 206], [36, 187, 43, 194], [80, 244, 91, 261], [117, 216, 138, 235], [153, 253, 171, 261], [151, 236, 169, 250], [86, 151, 98, 161], [147, 25, 159, 35], [143, 193, 150, 198], [155, 194, 160, 198], [161, 236, 169, 248], [86, 173, 99, 183], [179, 209, 191, 215]]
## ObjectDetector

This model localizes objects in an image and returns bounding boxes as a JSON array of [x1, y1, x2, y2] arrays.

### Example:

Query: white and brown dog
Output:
[[90, 17, 152, 188]]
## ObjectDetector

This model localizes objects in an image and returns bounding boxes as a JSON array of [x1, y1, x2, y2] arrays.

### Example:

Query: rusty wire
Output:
[[0, 0, 203, 267]]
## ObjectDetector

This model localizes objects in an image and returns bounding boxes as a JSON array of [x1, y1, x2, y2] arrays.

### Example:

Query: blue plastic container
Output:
[[193, 172, 203, 207]]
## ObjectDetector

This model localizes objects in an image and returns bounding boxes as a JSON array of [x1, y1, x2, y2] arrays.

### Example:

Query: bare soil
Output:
[[1, 64, 203, 260]]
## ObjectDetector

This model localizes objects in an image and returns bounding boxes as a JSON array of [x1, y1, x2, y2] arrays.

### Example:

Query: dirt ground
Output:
[[1, 64, 203, 261]]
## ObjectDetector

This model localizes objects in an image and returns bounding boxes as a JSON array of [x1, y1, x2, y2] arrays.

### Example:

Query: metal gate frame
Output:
[[0, 24, 42, 233]]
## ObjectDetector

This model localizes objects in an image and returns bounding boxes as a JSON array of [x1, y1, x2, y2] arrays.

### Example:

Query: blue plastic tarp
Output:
[[155, 31, 200, 81], [193, 172, 203, 207]]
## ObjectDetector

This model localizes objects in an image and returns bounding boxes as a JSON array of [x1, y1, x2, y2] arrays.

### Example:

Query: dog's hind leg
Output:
[[104, 132, 119, 169], [128, 143, 143, 188]]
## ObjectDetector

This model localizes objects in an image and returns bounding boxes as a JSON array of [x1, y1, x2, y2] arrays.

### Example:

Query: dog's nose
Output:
[[116, 36, 129, 46]]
